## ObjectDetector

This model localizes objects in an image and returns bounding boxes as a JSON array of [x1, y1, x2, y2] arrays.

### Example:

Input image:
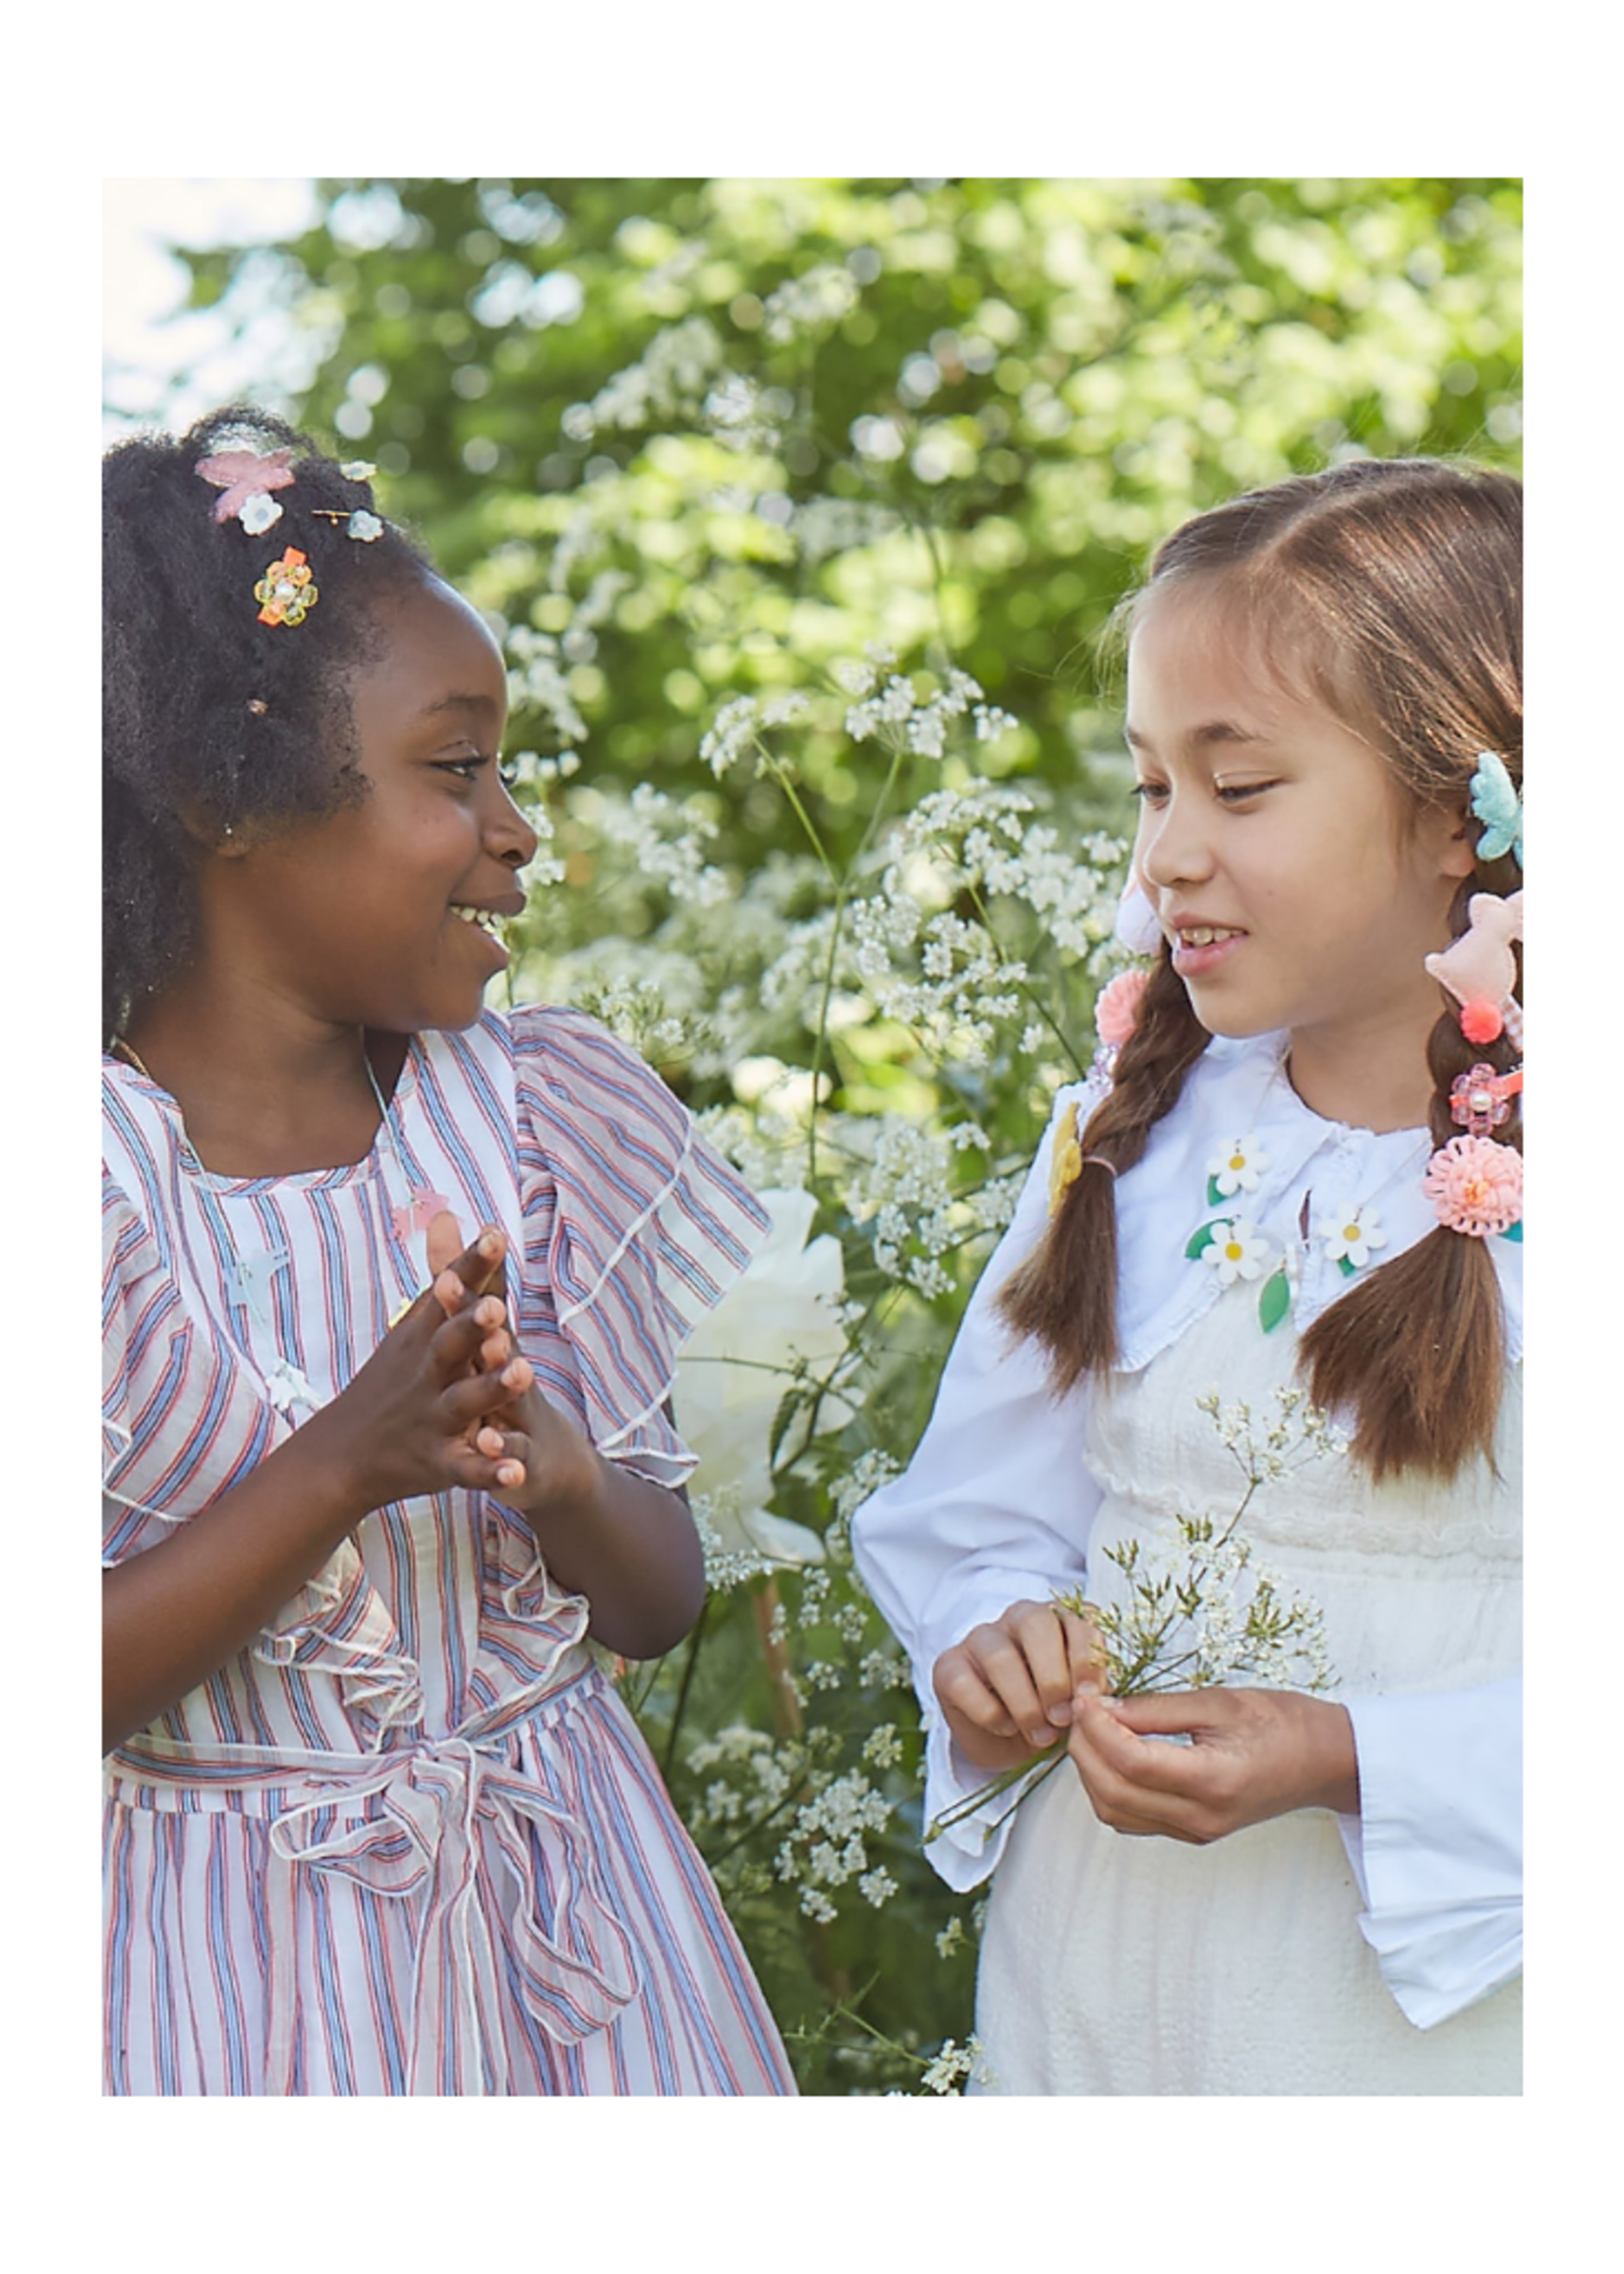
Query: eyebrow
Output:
[[415, 692, 498, 721], [1123, 720, 1268, 755]]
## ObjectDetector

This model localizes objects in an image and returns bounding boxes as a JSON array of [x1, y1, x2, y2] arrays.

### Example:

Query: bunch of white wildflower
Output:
[[928, 1387, 1346, 1845], [559, 963, 717, 1066], [791, 497, 902, 564], [850, 891, 1026, 1069], [684, 1722, 797, 1828], [698, 689, 812, 780], [894, 787, 1126, 959], [694, 1102, 812, 1195], [840, 1115, 1006, 1298], [586, 315, 726, 432], [761, 262, 859, 343], [568, 782, 730, 907], [913, 2036, 991, 2095], [775, 1767, 896, 1920], [506, 624, 589, 747]]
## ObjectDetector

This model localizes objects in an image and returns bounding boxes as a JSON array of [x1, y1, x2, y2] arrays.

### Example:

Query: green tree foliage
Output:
[[161, 179, 1521, 2091]]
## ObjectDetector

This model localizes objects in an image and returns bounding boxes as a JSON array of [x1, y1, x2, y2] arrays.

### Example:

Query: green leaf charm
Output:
[[1206, 1174, 1226, 1208], [1257, 1265, 1291, 1333], [1500, 1219, 1523, 1243], [1186, 1220, 1222, 1260], [1337, 1254, 1358, 1279]]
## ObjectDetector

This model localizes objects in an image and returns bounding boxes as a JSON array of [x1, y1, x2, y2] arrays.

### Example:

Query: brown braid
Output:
[[1300, 859, 1523, 1481], [997, 948, 1208, 1387]]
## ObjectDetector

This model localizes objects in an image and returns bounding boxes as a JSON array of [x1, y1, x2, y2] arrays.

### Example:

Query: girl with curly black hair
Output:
[[101, 408, 795, 2095]]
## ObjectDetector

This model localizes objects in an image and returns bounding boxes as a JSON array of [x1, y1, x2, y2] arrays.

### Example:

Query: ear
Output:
[[1426, 802, 1480, 882]]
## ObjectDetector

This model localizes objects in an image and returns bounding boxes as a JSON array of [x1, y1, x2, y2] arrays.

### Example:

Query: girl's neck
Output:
[[121, 980, 409, 1177], [1283, 1004, 1436, 1135]]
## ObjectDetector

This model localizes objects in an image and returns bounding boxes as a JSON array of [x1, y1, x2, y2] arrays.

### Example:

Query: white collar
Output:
[[1068, 1030, 1523, 1371]]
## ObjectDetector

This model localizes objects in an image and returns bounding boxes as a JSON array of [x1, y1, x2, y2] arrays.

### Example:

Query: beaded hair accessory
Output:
[[1422, 883, 1524, 1244]]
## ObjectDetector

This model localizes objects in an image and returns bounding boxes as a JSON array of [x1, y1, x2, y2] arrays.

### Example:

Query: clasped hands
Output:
[[932, 1599, 1359, 1843], [413, 1210, 598, 1520]]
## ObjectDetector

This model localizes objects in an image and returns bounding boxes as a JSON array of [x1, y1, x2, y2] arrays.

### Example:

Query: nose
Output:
[[1137, 789, 1216, 895], [485, 775, 540, 872]]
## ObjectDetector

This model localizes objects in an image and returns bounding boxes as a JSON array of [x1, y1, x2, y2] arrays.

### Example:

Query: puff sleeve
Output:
[[508, 1006, 771, 1487]]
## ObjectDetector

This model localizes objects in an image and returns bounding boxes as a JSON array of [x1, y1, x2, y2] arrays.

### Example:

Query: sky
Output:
[[102, 178, 319, 442]]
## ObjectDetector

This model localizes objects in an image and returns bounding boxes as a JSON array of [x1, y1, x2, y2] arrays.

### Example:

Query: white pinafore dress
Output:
[[973, 1299, 1522, 2096]]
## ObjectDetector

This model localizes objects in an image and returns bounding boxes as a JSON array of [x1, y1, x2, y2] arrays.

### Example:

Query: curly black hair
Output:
[[102, 405, 433, 1044]]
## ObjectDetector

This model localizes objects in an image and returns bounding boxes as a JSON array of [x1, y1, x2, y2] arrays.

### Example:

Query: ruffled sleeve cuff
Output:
[[510, 1006, 771, 1485], [102, 1171, 198, 1566], [1338, 1678, 1523, 2029]]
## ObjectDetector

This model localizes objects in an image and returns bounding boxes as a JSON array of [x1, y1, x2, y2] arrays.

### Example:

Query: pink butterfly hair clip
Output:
[[195, 447, 297, 532]]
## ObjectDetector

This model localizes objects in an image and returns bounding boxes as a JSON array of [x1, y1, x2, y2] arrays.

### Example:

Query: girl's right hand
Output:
[[310, 1227, 533, 1513], [933, 1600, 1108, 1773]]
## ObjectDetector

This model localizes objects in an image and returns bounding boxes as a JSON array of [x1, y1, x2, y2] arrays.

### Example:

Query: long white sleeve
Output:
[[1338, 1678, 1522, 2027], [851, 1088, 1101, 1890]]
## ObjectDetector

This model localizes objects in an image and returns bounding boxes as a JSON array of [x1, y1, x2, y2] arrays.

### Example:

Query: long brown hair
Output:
[[998, 458, 1522, 1480]]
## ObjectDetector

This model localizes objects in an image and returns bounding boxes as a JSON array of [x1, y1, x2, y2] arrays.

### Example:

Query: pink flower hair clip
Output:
[[1422, 1134, 1523, 1240], [195, 446, 297, 533], [1424, 891, 1523, 1047], [1095, 967, 1149, 1049]]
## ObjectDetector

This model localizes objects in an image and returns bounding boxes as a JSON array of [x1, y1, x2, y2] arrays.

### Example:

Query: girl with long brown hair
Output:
[[852, 457, 1522, 2093]]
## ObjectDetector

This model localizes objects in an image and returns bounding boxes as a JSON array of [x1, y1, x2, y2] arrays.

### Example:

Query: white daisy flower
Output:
[[237, 491, 283, 535], [1203, 1219, 1273, 1287], [348, 510, 384, 543], [1207, 1134, 1270, 1196], [1313, 1203, 1389, 1271]]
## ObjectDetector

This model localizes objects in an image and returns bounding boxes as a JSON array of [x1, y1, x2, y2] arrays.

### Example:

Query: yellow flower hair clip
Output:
[[1048, 1101, 1083, 1216], [253, 546, 319, 627]]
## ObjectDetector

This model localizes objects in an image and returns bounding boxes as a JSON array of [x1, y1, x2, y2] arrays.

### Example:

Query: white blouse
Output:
[[851, 1029, 1522, 2030]]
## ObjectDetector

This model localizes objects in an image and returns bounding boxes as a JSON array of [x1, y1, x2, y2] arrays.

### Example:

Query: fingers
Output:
[[428, 1222, 509, 1318], [473, 1424, 531, 1495], [438, 1352, 534, 1431], [424, 1209, 468, 1281], [937, 1604, 1071, 1752], [1059, 1607, 1110, 1697], [1067, 1696, 1225, 1842], [429, 1296, 517, 1379]]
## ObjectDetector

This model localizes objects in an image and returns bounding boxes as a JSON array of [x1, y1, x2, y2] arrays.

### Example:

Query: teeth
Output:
[[1181, 926, 1241, 947], [451, 904, 500, 933]]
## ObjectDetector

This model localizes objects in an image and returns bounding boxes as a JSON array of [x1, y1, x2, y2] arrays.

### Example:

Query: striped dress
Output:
[[101, 1005, 796, 2096]]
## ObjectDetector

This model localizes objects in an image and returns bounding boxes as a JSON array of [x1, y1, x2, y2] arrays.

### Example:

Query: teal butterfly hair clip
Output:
[[1469, 751, 1523, 868]]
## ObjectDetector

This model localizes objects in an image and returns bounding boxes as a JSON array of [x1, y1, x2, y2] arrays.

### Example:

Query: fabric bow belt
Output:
[[109, 1662, 642, 2095]]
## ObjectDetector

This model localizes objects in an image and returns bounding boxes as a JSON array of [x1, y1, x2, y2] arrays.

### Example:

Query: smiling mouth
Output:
[[449, 904, 507, 938]]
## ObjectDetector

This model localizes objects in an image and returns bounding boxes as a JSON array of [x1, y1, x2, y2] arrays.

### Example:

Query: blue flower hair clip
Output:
[[1469, 750, 1523, 868]]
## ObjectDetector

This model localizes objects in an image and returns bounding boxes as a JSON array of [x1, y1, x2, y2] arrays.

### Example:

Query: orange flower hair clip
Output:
[[253, 547, 319, 627]]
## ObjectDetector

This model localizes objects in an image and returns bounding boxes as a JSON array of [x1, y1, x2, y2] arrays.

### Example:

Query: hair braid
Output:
[[1300, 865, 1523, 1480], [997, 949, 1208, 1388]]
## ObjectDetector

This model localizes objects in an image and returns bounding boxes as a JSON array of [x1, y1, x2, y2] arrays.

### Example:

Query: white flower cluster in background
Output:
[[505, 623, 588, 749], [841, 1115, 1010, 1298], [584, 315, 726, 432], [761, 263, 859, 343], [791, 496, 902, 564], [774, 1767, 896, 1921]]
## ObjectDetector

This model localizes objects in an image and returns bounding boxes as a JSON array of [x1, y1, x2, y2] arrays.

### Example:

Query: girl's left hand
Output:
[[423, 1213, 599, 1512], [1066, 1686, 1360, 1843]]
